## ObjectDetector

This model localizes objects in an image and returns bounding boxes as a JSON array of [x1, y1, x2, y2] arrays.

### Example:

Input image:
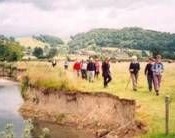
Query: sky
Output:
[[0, 0, 175, 38]]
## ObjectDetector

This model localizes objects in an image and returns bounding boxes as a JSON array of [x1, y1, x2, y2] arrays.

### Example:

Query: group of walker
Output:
[[129, 55, 164, 96], [72, 57, 112, 88], [64, 54, 163, 96], [73, 58, 101, 82]]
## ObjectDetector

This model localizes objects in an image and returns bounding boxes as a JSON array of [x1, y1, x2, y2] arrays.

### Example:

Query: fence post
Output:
[[165, 95, 170, 135]]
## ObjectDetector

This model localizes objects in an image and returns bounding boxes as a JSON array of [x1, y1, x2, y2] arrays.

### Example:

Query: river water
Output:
[[0, 79, 95, 138]]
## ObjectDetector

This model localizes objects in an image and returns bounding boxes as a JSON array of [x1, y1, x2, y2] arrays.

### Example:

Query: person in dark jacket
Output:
[[87, 58, 96, 82], [145, 57, 154, 92], [102, 57, 112, 88], [129, 56, 140, 91]]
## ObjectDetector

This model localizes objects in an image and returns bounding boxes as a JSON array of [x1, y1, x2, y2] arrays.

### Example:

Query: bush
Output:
[[33, 47, 43, 58], [0, 39, 23, 61], [0, 119, 50, 138]]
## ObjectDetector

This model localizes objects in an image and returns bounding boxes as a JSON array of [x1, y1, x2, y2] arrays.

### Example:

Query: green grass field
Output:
[[21, 61, 175, 138]]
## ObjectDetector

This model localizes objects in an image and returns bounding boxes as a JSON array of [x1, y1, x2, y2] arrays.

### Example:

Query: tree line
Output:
[[68, 27, 175, 59], [1, 27, 175, 61], [0, 35, 23, 61]]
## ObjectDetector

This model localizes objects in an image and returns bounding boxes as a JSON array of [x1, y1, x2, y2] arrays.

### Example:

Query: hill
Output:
[[16, 35, 64, 49], [33, 34, 64, 47], [68, 27, 175, 59], [16, 37, 49, 49]]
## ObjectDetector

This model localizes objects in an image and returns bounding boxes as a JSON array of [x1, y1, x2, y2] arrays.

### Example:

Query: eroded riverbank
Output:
[[0, 79, 96, 138], [20, 86, 146, 138]]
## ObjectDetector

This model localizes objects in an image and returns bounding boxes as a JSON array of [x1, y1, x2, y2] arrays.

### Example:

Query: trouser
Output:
[[95, 71, 100, 78], [87, 71, 95, 82], [147, 75, 153, 91], [64, 65, 68, 70], [81, 69, 87, 79], [76, 70, 81, 77], [103, 74, 112, 87], [153, 74, 162, 92], [131, 73, 138, 90]]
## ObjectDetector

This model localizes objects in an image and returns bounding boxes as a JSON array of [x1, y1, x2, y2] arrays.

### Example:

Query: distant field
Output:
[[16, 37, 49, 48], [20, 61, 175, 138]]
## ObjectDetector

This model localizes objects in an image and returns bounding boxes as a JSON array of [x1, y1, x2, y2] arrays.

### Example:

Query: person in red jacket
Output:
[[73, 60, 81, 77]]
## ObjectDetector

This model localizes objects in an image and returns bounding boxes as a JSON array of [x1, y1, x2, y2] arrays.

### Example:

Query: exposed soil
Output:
[[20, 87, 147, 138]]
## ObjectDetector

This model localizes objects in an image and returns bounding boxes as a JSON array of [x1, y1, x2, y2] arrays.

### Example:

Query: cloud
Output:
[[0, 0, 165, 11], [0, 0, 175, 38]]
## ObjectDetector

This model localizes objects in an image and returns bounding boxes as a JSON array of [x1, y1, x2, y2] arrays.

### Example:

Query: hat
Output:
[[156, 55, 162, 59], [89, 57, 93, 61], [148, 57, 154, 61], [104, 57, 109, 62], [132, 55, 137, 60]]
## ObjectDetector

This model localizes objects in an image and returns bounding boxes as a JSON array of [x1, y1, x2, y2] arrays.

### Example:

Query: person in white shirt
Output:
[[129, 56, 140, 91], [81, 60, 87, 79], [64, 60, 69, 70]]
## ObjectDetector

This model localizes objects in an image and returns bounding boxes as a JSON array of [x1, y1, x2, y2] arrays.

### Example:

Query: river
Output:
[[0, 79, 95, 138]]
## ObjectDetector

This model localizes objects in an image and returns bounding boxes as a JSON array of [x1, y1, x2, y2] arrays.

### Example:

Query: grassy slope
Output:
[[16, 37, 49, 48], [22, 61, 175, 138]]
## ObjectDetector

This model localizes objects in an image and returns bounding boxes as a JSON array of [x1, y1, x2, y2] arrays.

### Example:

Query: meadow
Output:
[[20, 61, 175, 138]]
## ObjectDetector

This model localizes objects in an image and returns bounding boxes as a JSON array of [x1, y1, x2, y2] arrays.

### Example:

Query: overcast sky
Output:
[[0, 0, 175, 38]]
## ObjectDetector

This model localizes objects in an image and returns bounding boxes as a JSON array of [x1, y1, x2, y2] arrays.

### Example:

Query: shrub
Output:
[[0, 119, 50, 138]]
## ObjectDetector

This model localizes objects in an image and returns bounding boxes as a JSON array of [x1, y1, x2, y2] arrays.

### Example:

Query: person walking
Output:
[[129, 56, 140, 91], [87, 58, 96, 82], [145, 57, 154, 92], [102, 57, 112, 88], [64, 60, 69, 70], [95, 59, 100, 78], [81, 60, 87, 79], [52, 59, 57, 67], [152, 55, 164, 96], [73, 59, 81, 77]]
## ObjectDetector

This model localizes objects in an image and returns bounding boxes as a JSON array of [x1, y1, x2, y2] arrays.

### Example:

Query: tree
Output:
[[0, 37, 23, 61], [26, 46, 32, 55], [0, 44, 7, 61], [47, 48, 58, 58], [150, 47, 161, 58], [142, 50, 148, 57], [33, 47, 43, 58], [68, 27, 175, 59]]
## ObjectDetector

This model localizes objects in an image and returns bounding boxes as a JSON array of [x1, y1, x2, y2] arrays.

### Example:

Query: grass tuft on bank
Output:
[[21, 62, 78, 92]]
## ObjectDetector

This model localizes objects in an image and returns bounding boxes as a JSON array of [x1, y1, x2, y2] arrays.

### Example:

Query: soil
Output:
[[20, 87, 147, 138]]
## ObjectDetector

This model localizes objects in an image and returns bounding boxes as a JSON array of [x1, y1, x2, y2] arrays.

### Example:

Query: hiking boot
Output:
[[104, 84, 108, 88], [133, 88, 137, 91], [156, 90, 159, 96]]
